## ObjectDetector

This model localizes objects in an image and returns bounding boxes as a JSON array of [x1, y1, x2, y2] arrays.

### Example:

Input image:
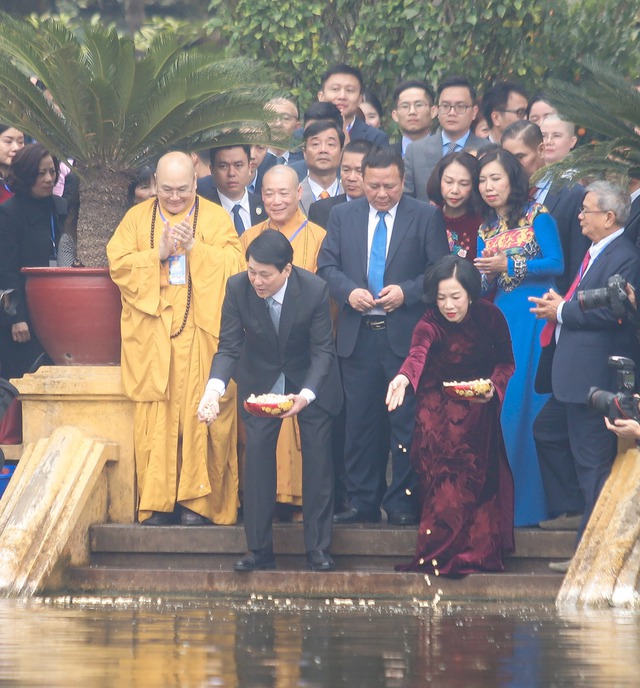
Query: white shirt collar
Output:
[[630, 187, 640, 204], [307, 176, 340, 200], [217, 188, 250, 214], [270, 278, 288, 305]]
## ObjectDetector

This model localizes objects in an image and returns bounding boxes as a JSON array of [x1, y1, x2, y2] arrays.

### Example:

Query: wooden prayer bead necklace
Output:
[[150, 196, 199, 339]]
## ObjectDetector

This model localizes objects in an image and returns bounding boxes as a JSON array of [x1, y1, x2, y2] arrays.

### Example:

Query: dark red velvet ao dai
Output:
[[396, 299, 515, 575]]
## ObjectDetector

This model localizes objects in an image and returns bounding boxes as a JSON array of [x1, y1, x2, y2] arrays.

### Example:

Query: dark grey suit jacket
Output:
[[308, 194, 347, 229], [623, 195, 640, 248], [551, 234, 640, 403], [349, 117, 389, 147], [317, 195, 449, 358], [210, 266, 342, 415], [404, 130, 486, 200], [196, 182, 265, 228]]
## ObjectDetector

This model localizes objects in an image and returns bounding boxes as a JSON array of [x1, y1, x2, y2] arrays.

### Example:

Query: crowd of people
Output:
[[2, 62, 640, 577]]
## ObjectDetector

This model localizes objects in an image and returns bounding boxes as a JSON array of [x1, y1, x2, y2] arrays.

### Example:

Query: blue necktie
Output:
[[275, 156, 286, 165], [267, 296, 285, 394], [232, 204, 245, 236], [368, 211, 387, 299]]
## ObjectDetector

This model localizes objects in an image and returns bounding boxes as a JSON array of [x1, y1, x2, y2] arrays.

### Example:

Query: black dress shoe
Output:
[[141, 511, 177, 526], [387, 512, 418, 526], [234, 550, 276, 572], [333, 507, 379, 524], [307, 550, 335, 571], [181, 507, 212, 526]]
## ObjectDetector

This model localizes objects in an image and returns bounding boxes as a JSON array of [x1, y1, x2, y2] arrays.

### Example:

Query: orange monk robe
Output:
[[107, 196, 245, 523], [240, 209, 326, 504]]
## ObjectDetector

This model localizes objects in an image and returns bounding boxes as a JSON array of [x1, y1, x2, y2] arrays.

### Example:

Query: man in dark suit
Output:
[[390, 80, 435, 157], [317, 146, 449, 525], [317, 63, 389, 147], [404, 76, 486, 200], [530, 181, 640, 565], [308, 140, 372, 229], [502, 119, 589, 294], [199, 230, 342, 572], [197, 145, 265, 234]]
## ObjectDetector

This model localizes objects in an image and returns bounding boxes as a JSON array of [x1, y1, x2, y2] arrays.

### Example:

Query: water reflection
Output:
[[0, 597, 639, 687]]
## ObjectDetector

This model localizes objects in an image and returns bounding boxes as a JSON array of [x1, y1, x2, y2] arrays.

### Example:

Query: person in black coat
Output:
[[0, 143, 66, 379], [199, 230, 342, 572]]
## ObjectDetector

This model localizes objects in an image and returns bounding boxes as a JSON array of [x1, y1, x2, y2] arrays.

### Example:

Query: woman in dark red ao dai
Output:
[[386, 256, 515, 575]]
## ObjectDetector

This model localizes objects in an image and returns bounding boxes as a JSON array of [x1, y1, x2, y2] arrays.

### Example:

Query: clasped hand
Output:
[[348, 285, 404, 313], [473, 248, 507, 278], [159, 219, 194, 261]]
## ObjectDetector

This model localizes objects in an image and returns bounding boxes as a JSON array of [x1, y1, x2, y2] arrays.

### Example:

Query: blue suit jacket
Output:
[[317, 195, 449, 358], [551, 234, 640, 403]]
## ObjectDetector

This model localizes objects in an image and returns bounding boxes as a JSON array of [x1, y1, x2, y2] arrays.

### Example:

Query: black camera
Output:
[[577, 274, 631, 319], [588, 356, 640, 422]]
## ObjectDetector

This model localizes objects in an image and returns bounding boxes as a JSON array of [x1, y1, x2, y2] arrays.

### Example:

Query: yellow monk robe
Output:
[[107, 196, 245, 523], [241, 209, 326, 504]]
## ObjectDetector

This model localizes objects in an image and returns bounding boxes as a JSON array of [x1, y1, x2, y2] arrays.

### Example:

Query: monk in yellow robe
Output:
[[107, 152, 244, 526], [240, 165, 326, 506]]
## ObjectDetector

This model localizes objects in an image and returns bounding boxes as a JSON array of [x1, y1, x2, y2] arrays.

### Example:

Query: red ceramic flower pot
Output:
[[21, 267, 122, 365]]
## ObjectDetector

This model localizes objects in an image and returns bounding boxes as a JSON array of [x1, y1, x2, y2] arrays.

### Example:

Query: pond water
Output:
[[1, 596, 639, 687]]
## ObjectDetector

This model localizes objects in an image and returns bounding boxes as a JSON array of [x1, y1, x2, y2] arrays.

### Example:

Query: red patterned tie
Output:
[[540, 249, 591, 347], [319, 190, 330, 199]]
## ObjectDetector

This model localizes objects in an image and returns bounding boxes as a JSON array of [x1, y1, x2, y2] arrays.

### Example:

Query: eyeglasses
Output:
[[272, 113, 298, 123], [578, 206, 608, 215], [158, 185, 193, 198], [396, 101, 431, 113], [498, 108, 527, 119], [437, 104, 472, 115]]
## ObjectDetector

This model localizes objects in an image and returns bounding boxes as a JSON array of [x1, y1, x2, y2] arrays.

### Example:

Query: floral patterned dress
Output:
[[396, 301, 515, 575], [477, 201, 563, 526]]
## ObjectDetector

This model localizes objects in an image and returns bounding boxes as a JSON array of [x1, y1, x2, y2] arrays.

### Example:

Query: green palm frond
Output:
[[0, 14, 278, 172], [540, 58, 640, 186]]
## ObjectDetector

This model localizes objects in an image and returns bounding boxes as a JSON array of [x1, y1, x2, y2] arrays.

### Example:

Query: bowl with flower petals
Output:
[[442, 378, 492, 399], [243, 393, 294, 417]]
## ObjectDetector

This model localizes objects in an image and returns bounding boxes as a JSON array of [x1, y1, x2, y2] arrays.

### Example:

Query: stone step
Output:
[[89, 524, 576, 559], [57, 524, 574, 602], [63, 566, 565, 602]]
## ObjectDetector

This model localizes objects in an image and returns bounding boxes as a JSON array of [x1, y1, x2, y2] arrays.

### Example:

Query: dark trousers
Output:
[[241, 400, 334, 554], [535, 396, 616, 539], [340, 323, 417, 519]]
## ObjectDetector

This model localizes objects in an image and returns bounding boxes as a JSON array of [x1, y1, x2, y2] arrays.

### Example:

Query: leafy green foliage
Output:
[[541, 59, 640, 185], [0, 13, 278, 174]]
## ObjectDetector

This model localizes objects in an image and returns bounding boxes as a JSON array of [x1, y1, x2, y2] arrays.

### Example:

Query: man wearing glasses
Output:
[[529, 181, 640, 571], [107, 151, 245, 528], [404, 76, 485, 201], [390, 80, 435, 157], [481, 81, 529, 145]]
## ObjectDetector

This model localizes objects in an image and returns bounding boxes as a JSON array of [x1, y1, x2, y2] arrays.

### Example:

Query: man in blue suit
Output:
[[530, 181, 640, 565], [317, 64, 389, 148], [318, 146, 449, 525]]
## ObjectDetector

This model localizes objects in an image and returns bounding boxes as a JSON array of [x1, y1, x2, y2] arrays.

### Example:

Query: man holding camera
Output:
[[529, 181, 640, 569]]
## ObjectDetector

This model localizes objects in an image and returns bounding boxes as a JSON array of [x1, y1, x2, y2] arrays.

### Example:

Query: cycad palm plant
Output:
[[0, 14, 277, 265], [543, 58, 640, 185]]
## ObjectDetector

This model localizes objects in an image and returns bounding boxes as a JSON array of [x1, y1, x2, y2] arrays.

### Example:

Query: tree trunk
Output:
[[75, 168, 131, 268], [124, 0, 145, 34]]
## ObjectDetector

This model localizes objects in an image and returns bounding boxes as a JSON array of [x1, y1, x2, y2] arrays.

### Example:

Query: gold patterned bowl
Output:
[[243, 394, 294, 417], [442, 378, 492, 399]]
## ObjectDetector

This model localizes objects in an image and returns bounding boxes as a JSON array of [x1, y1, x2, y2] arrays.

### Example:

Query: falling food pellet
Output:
[[419, 558, 425, 565], [405, 489, 412, 496], [431, 559, 438, 566], [435, 570, 440, 576], [426, 529, 432, 535], [398, 444, 403, 449]]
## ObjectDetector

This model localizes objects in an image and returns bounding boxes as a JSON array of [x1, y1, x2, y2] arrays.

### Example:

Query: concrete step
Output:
[[89, 523, 576, 559], [56, 525, 574, 602], [63, 566, 565, 602]]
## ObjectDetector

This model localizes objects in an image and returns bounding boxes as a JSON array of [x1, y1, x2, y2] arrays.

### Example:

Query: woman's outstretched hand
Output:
[[386, 374, 410, 411]]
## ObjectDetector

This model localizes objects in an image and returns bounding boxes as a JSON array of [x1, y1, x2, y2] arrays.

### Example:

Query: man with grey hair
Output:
[[529, 180, 640, 571]]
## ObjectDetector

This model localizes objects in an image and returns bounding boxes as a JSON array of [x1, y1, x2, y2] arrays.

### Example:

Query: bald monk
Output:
[[240, 165, 327, 508], [107, 152, 245, 525]]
